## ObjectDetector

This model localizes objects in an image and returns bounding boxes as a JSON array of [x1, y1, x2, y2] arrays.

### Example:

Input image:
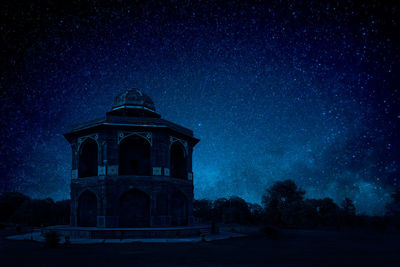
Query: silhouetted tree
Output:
[[193, 199, 213, 222], [262, 180, 306, 227], [223, 196, 252, 224], [386, 189, 400, 216], [315, 198, 341, 227], [209, 197, 252, 224], [0, 192, 70, 226], [340, 198, 356, 227], [302, 199, 321, 227], [248, 203, 263, 224], [386, 188, 400, 227], [341, 198, 356, 216], [212, 198, 228, 222], [0, 192, 30, 221], [194, 198, 263, 225]]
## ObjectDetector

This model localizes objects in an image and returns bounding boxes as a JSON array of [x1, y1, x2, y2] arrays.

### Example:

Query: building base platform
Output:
[[41, 225, 211, 239]]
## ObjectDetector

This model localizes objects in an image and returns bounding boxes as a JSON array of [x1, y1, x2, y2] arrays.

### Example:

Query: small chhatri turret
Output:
[[108, 88, 160, 118]]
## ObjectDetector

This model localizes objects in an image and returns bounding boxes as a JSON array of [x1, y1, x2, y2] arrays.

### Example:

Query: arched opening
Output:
[[119, 135, 151, 176], [170, 142, 187, 179], [77, 190, 97, 227], [156, 193, 168, 216], [78, 138, 98, 178], [119, 189, 150, 227], [171, 191, 188, 226]]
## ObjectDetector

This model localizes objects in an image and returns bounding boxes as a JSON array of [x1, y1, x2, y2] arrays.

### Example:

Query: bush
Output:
[[54, 200, 71, 225], [211, 221, 218, 234], [64, 235, 71, 246], [11, 198, 57, 226], [44, 231, 61, 248], [0, 192, 30, 221]]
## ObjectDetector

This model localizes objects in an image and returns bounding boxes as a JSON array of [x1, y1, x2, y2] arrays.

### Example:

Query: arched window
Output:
[[78, 138, 98, 178], [119, 135, 151, 176], [119, 189, 150, 227], [171, 191, 188, 226], [170, 142, 187, 179], [77, 190, 97, 227]]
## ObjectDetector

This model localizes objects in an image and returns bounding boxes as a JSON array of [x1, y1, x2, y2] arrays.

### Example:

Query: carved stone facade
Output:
[[64, 88, 199, 228]]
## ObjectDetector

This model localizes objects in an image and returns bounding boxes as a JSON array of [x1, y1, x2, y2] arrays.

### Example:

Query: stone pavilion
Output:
[[63, 88, 199, 228]]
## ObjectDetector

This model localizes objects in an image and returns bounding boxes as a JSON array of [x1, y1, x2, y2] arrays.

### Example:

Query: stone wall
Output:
[[70, 175, 194, 228]]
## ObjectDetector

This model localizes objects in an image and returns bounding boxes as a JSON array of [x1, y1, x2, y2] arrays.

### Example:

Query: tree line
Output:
[[0, 179, 399, 230], [194, 180, 400, 230], [0, 192, 69, 227]]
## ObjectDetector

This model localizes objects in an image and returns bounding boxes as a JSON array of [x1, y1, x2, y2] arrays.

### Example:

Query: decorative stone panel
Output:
[[169, 136, 188, 155], [152, 167, 162, 176], [118, 131, 152, 146], [164, 168, 170, 176], [71, 169, 78, 179], [98, 166, 106, 176], [77, 134, 99, 151], [107, 165, 118, 175]]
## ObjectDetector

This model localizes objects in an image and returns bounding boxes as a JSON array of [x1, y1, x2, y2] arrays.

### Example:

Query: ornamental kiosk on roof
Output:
[[63, 88, 199, 228]]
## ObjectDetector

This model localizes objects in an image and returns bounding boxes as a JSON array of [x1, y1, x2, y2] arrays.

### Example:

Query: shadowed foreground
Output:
[[1, 228, 400, 266]]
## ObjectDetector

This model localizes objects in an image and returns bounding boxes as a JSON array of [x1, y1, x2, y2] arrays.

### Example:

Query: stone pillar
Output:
[[70, 191, 78, 226], [150, 193, 156, 227], [107, 130, 120, 176]]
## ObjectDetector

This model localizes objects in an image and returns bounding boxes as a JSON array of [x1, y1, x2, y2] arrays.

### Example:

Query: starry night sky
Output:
[[1, 1, 399, 215]]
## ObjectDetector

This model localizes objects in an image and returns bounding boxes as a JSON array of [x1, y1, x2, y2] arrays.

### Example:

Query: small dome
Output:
[[112, 88, 156, 112]]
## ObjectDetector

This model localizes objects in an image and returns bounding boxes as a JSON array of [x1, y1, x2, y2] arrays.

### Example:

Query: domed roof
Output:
[[111, 88, 156, 112]]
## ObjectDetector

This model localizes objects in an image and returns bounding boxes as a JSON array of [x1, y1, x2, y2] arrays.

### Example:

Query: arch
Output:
[[170, 141, 187, 179], [78, 138, 98, 178], [119, 189, 150, 227], [77, 190, 97, 227], [171, 191, 188, 226], [156, 193, 168, 216], [119, 135, 151, 176]]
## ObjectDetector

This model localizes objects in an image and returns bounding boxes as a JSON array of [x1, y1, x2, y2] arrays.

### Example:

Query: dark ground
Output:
[[1, 226, 400, 266]]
